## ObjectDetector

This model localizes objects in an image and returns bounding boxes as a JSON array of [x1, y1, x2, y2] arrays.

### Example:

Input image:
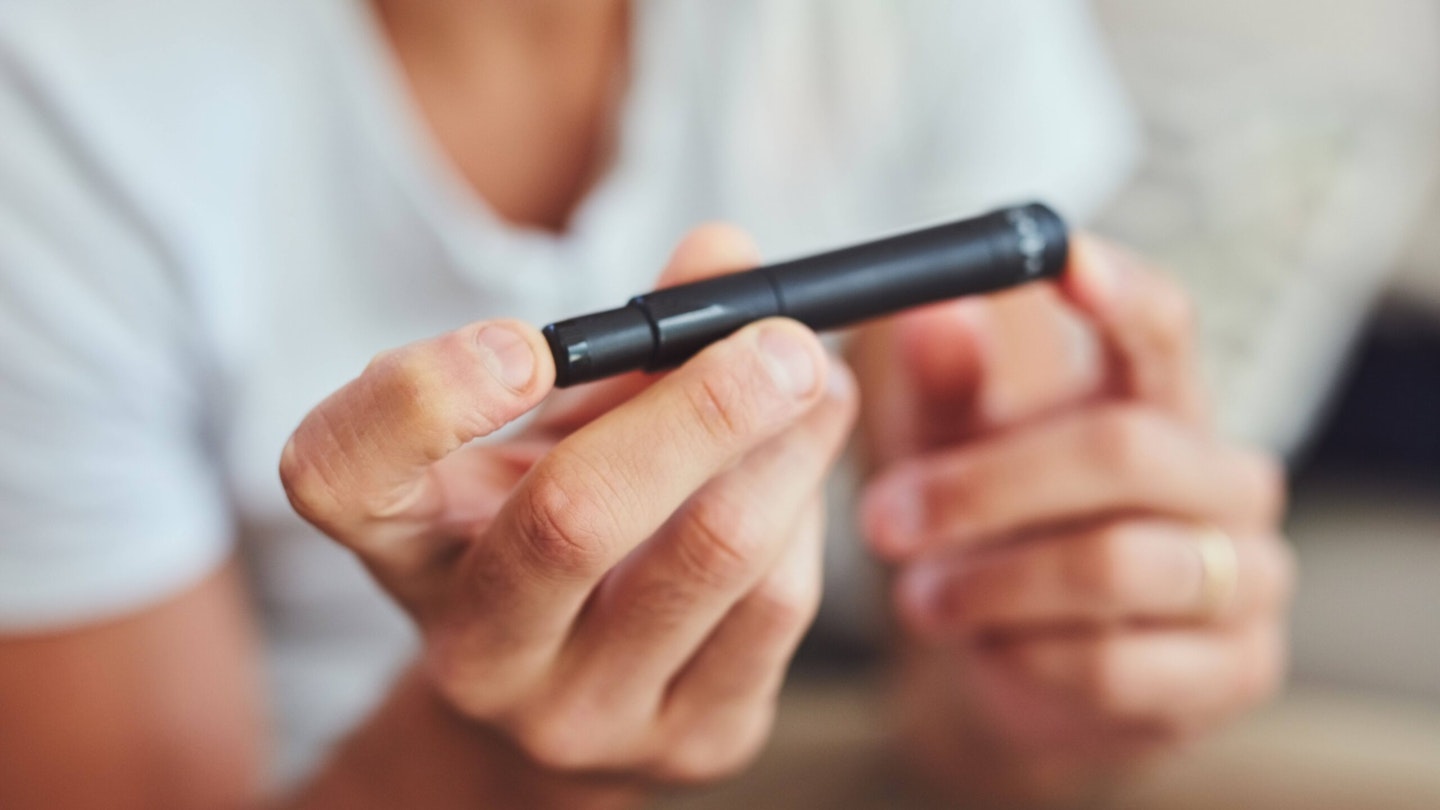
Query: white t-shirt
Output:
[[0, 0, 1139, 782]]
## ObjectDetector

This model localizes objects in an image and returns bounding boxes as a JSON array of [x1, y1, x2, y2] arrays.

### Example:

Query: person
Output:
[[0, 0, 1293, 807]]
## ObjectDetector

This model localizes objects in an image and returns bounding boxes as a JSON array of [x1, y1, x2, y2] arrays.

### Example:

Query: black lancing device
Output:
[[542, 202, 1068, 387]]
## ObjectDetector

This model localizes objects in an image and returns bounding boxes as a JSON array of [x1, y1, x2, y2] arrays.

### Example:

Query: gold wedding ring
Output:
[[1194, 525, 1239, 620]]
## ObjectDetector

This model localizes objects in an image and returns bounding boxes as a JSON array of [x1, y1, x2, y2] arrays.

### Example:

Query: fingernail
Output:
[[897, 561, 952, 634], [476, 325, 537, 391], [826, 357, 856, 400], [758, 326, 819, 398], [886, 490, 924, 552], [862, 476, 925, 556]]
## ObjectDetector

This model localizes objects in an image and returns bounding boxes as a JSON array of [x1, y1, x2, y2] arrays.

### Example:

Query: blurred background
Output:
[[666, 1, 1440, 807], [3, 1, 1437, 807], [1089, 0, 1440, 707]]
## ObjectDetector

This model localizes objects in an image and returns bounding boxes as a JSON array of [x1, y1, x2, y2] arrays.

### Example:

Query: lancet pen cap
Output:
[[542, 305, 654, 389]]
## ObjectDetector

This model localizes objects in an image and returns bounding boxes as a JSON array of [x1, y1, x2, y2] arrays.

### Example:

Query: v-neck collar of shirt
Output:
[[305, 0, 676, 300]]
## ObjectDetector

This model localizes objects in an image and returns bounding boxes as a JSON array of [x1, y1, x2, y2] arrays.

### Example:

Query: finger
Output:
[[533, 223, 762, 435], [895, 524, 1296, 637], [451, 318, 830, 664], [863, 404, 1286, 559], [981, 624, 1287, 734], [971, 286, 1106, 427], [663, 222, 763, 282], [921, 286, 1108, 435], [665, 498, 825, 708], [1061, 235, 1208, 425], [563, 365, 855, 704], [648, 498, 825, 781], [861, 287, 1102, 461], [848, 319, 915, 466], [279, 320, 553, 560], [890, 299, 987, 447]]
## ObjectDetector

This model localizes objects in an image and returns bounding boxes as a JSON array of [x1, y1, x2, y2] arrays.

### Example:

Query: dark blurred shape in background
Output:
[[1305, 305, 1440, 483], [700, 4, 1440, 808]]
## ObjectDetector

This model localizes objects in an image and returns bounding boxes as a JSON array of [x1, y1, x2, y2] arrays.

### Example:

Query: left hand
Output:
[[852, 237, 1295, 802]]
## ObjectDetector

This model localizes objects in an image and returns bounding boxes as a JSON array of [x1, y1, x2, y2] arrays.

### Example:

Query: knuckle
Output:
[[747, 573, 822, 642], [1064, 527, 1135, 610], [675, 495, 771, 590], [1085, 406, 1164, 480], [367, 335, 509, 443], [513, 464, 616, 577], [368, 345, 446, 426], [422, 632, 533, 722], [427, 660, 503, 721], [926, 471, 983, 540], [945, 562, 1011, 631], [1080, 639, 1139, 718], [618, 577, 700, 637], [510, 704, 610, 773], [654, 710, 772, 785], [684, 364, 761, 448]]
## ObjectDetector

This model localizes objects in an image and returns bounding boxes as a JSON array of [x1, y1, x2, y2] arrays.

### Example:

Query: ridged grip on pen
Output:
[[631, 272, 782, 371]]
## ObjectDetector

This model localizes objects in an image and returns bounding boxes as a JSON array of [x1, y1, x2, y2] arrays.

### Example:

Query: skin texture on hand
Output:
[[280, 225, 858, 789], [851, 235, 1295, 806], [0, 226, 1285, 810], [0, 225, 851, 810]]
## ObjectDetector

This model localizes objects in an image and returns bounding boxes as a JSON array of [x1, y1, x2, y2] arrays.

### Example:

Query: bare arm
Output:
[[0, 567, 264, 810], [0, 225, 854, 810], [0, 566, 642, 810]]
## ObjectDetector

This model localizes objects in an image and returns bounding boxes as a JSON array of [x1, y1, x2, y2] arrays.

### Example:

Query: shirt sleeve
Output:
[[0, 47, 232, 631], [898, 0, 1143, 226]]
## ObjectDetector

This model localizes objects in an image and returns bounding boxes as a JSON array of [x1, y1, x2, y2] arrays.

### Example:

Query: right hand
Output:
[[279, 226, 857, 785]]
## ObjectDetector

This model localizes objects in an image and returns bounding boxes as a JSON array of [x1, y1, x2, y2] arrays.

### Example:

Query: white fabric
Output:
[[1092, 0, 1440, 456], [0, 0, 1139, 782]]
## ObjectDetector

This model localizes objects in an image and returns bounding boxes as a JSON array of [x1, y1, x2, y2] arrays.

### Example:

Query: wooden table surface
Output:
[[654, 677, 1440, 810]]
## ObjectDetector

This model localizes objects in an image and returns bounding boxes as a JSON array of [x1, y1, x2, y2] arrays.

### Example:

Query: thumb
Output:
[[1061, 234, 1209, 425], [854, 300, 985, 465], [894, 299, 987, 446], [868, 284, 1106, 459], [897, 299, 987, 412]]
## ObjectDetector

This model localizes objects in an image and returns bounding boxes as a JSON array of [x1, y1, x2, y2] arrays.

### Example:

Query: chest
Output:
[[384, 4, 632, 233]]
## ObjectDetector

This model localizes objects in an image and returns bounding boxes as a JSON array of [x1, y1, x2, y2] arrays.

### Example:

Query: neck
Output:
[[368, 0, 633, 233], [373, 0, 626, 60]]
